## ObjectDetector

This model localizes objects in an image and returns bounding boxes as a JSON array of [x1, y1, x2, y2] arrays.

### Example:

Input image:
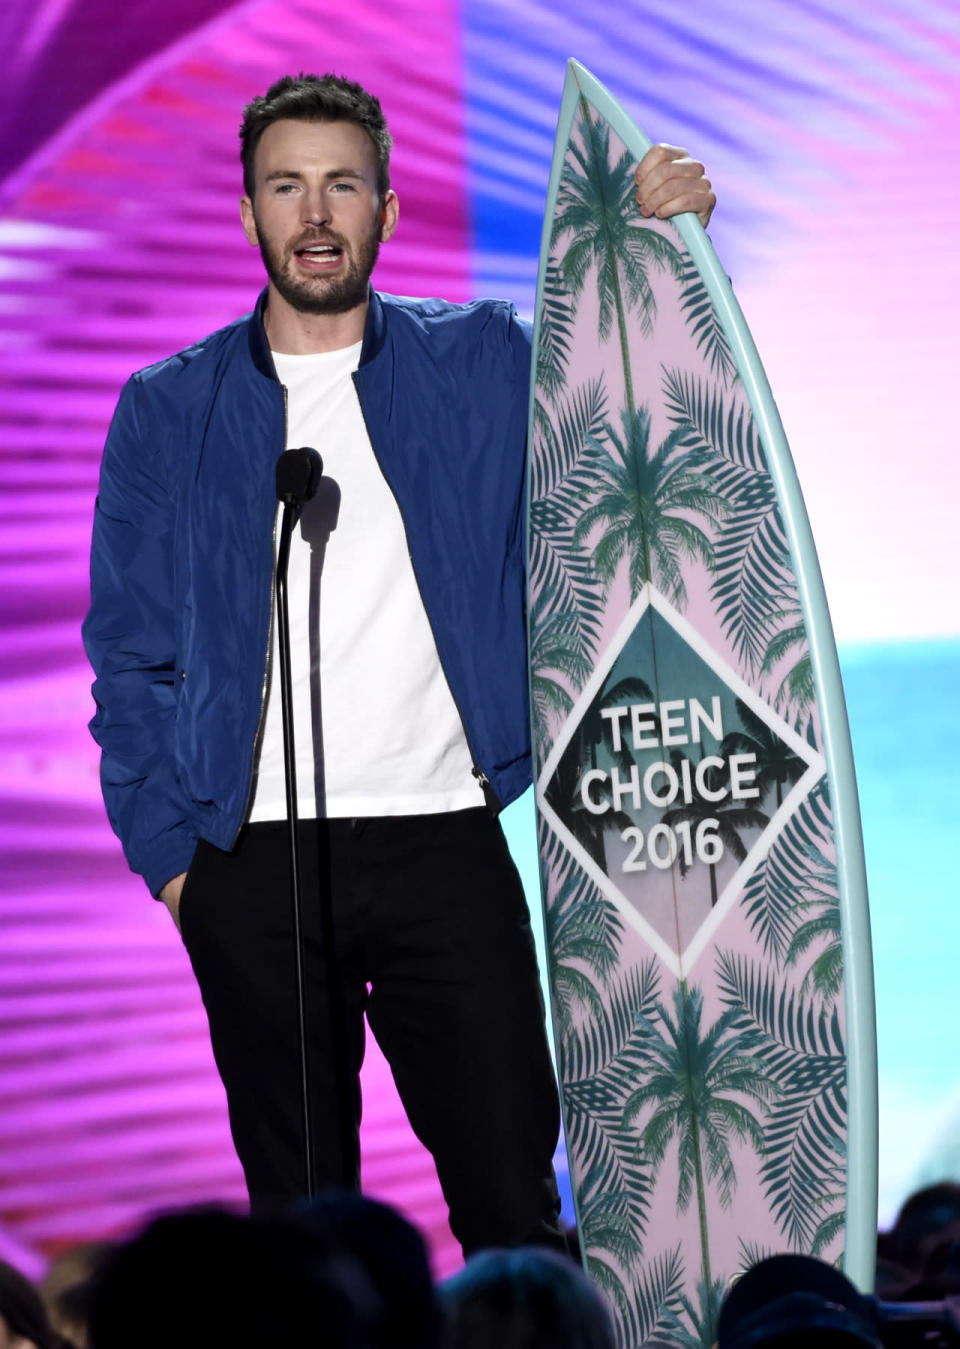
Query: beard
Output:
[[256, 218, 381, 316]]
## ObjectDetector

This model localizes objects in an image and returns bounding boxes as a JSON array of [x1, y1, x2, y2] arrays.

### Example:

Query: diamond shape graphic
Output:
[[537, 585, 826, 978]]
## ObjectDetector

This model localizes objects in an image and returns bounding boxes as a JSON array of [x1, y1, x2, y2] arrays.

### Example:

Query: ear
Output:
[[379, 189, 399, 243], [240, 196, 259, 248]]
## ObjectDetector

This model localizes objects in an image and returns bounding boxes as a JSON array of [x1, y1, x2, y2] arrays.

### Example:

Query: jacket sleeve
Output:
[[509, 307, 534, 583], [82, 375, 198, 896]]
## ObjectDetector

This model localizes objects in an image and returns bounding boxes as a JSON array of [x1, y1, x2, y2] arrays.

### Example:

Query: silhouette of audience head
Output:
[[40, 1241, 114, 1349], [87, 1206, 379, 1349], [874, 1181, 960, 1300], [441, 1247, 614, 1349], [886, 1183, 960, 1270], [299, 1192, 440, 1349], [717, 1253, 882, 1349], [0, 1259, 62, 1349]]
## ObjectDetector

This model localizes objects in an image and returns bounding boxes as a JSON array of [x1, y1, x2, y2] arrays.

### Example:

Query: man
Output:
[[83, 73, 715, 1254]]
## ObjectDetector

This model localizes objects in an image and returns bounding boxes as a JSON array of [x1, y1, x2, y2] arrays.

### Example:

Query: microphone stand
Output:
[[275, 448, 318, 1198], [275, 447, 355, 1196]]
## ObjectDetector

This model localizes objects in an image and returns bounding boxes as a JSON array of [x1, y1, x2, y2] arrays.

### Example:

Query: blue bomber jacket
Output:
[[82, 289, 534, 895]]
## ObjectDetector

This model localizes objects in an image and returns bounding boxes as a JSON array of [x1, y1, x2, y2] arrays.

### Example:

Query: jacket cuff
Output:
[[141, 834, 200, 899]]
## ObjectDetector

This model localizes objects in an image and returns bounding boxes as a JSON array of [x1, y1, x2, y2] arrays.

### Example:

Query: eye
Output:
[[273, 182, 298, 195], [331, 181, 357, 193]]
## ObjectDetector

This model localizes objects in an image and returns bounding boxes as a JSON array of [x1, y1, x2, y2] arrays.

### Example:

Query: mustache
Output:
[[291, 229, 346, 252]]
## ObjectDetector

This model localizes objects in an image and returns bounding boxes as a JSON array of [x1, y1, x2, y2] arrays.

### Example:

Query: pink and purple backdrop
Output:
[[1, 0, 958, 1278]]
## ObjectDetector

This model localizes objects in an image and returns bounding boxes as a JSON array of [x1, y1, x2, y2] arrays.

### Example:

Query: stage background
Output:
[[1, 0, 957, 1278]]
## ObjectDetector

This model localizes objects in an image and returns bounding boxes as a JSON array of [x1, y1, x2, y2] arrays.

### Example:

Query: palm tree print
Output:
[[529, 377, 610, 703], [677, 252, 736, 385], [787, 897, 841, 999], [535, 257, 577, 412], [661, 749, 769, 907], [623, 1246, 686, 1349], [663, 1277, 728, 1349], [784, 828, 842, 999], [559, 961, 663, 1319], [552, 99, 683, 418], [573, 406, 728, 609], [741, 780, 840, 994], [720, 697, 805, 809], [761, 612, 816, 715], [662, 366, 796, 674], [623, 983, 775, 1294], [543, 852, 624, 1038], [529, 600, 592, 753], [717, 951, 846, 1249]]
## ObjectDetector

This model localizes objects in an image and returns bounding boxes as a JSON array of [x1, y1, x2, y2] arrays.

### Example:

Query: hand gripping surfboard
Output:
[[526, 59, 877, 1348]]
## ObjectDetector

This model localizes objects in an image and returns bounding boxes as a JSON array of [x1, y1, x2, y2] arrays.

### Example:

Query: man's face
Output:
[[240, 118, 397, 316]]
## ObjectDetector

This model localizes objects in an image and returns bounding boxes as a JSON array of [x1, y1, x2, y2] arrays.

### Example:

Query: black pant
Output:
[[179, 809, 563, 1254]]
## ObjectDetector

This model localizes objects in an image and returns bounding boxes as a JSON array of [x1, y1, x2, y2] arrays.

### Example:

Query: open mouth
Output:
[[294, 242, 344, 270]]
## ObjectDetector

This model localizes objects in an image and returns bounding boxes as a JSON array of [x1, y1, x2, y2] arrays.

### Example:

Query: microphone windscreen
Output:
[[276, 447, 323, 506]]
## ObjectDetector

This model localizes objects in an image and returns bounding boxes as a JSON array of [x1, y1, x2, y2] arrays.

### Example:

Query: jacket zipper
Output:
[[233, 382, 287, 844], [351, 373, 499, 811]]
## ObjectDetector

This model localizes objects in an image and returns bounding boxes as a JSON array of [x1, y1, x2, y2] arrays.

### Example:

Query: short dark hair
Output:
[[88, 1207, 379, 1349], [442, 1248, 616, 1349], [239, 72, 392, 200]]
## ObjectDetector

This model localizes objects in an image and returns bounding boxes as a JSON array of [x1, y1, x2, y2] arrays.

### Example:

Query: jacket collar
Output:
[[358, 288, 387, 367], [246, 286, 386, 377], [247, 288, 274, 378]]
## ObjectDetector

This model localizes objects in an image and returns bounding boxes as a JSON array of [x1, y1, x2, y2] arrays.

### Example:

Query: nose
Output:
[[302, 188, 330, 226]]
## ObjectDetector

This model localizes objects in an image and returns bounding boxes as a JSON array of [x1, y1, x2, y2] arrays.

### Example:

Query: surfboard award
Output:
[[527, 60, 877, 1349]]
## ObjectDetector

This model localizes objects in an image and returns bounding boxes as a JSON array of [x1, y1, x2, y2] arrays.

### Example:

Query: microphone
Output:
[[273, 440, 325, 1197], [276, 446, 323, 510]]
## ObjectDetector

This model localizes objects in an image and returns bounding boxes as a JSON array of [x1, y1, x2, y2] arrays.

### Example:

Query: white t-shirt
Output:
[[248, 342, 480, 820]]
